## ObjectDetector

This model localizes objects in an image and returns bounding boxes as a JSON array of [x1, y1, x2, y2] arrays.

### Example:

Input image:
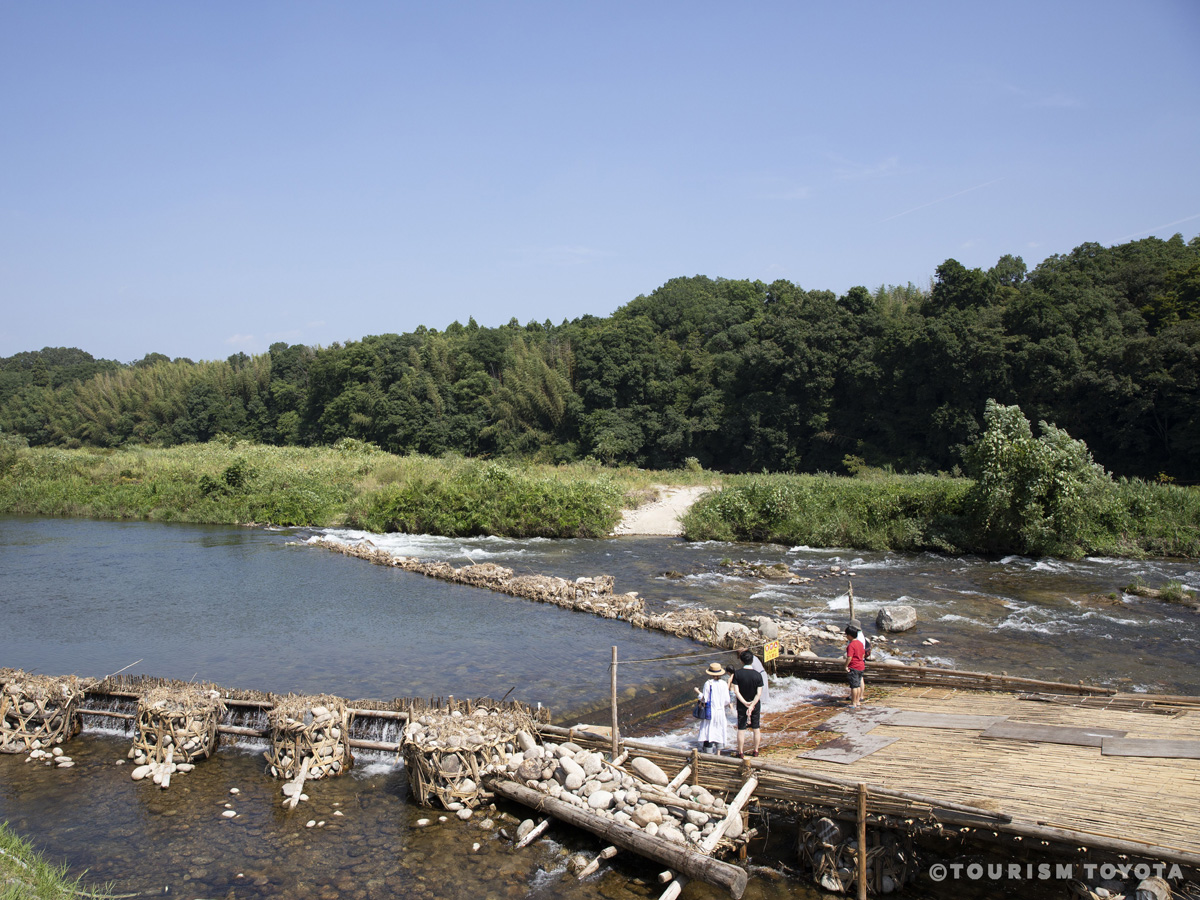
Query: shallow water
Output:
[[1, 517, 1197, 899]]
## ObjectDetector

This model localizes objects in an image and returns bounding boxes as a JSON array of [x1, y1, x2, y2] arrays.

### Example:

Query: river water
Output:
[[2, 516, 1198, 899]]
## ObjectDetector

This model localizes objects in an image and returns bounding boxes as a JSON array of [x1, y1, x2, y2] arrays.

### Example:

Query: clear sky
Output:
[[2, 1, 1198, 363]]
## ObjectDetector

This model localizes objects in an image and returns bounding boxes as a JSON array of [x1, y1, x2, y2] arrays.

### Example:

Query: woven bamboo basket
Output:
[[403, 701, 536, 809], [265, 695, 353, 780], [132, 686, 225, 764], [0, 670, 89, 753]]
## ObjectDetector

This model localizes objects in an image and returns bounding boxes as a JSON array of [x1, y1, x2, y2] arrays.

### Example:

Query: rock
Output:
[[416, 818, 430, 827], [222, 810, 237, 818], [755, 617, 780, 639], [629, 757, 669, 786], [515, 760, 542, 783], [456, 808, 473, 820], [516, 819, 536, 841], [798, 649, 819, 659], [556, 756, 585, 783], [564, 772, 584, 791], [1134, 876, 1172, 900], [876, 604, 917, 632], [715, 622, 751, 645], [724, 814, 743, 839], [131, 765, 152, 781], [515, 730, 537, 753], [657, 824, 686, 844], [579, 752, 603, 776], [685, 809, 710, 827], [882, 658, 906, 666], [588, 791, 614, 810]]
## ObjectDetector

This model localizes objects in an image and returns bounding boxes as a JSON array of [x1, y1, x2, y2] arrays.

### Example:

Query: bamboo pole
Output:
[[847, 578, 855, 624], [610, 646, 619, 759], [488, 778, 749, 899], [857, 783, 867, 900], [515, 818, 551, 849]]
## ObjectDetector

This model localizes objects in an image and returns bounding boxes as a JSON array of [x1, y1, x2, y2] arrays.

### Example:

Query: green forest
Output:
[[2, 234, 1198, 482]]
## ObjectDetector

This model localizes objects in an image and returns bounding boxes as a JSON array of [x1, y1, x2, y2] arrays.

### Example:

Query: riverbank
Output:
[[0, 442, 713, 538], [0, 821, 116, 899], [681, 472, 1200, 559], [2, 442, 1197, 558]]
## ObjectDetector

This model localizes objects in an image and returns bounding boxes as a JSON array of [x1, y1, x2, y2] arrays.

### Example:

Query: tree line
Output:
[[2, 233, 1197, 482]]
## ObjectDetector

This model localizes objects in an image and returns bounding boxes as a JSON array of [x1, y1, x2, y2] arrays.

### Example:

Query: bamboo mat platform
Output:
[[762, 685, 1200, 858]]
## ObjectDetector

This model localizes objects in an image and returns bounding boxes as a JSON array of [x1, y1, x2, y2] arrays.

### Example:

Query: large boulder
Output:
[[755, 617, 780, 640], [876, 604, 917, 633], [715, 621, 751, 646]]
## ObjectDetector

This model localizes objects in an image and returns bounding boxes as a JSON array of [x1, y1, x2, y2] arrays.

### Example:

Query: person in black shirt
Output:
[[729, 650, 764, 758]]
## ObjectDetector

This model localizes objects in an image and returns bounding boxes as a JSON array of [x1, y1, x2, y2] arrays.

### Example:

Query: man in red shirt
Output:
[[845, 624, 866, 709]]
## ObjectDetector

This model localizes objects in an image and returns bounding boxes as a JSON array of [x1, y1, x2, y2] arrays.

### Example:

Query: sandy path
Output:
[[611, 484, 712, 536]]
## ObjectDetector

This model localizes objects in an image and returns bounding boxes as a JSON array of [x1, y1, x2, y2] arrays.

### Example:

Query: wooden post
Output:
[[610, 646, 619, 759], [848, 577, 856, 624], [857, 782, 867, 900]]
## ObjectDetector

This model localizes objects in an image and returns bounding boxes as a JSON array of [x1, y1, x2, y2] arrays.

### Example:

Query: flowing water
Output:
[[1, 516, 1197, 899]]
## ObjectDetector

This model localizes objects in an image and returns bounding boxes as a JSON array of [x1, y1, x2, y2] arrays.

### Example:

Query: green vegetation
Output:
[[2, 234, 1198, 483], [683, 405, 1200, 558], [0, 821, 114, 899], [0, 442, 676, 539]]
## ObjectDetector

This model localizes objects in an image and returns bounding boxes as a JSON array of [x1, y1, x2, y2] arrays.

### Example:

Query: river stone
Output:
[[755, 617, 780, 639], [588, 790, 614, 810], [876, 604, 917, 632], [564, 772, 584, 791], [658, 824, 686, 844], [579, 752, 603, 776], [632, 803, 663, 827], [516, 819, 535, 841], [798, 649, 819, 658], [581, 780, 599, 797], [685, 809, 710, 827], [644, 822, 659, 837], [724, 813, 743, 838], [629, 757, 669, 786], [557, 756, 584, 782], [559, 742, 583, 755], [456, 808, 473, 820], [525, 744, 544, 759], [515, 760, 542, 782], [515, 731, 536, 753]]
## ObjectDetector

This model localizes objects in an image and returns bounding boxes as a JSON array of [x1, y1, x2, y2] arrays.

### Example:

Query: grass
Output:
[[0, 822, 115, 900], [0, 442, 713, 539], [681, 472, 1200, 558]]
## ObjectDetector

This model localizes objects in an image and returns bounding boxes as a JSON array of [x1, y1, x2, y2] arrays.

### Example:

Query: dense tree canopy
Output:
[[3, 234, 1198, 481]]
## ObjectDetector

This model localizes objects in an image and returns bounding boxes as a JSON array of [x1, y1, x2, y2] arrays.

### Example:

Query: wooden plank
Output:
[[1101, 738, 1200, 759], [980, 721, 1125, 747], [801, 734, 900, 765], [887, 712, 1007, 730]]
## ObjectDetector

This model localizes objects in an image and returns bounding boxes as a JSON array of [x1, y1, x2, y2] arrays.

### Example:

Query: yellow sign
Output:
[[763, 640, 780, 662]]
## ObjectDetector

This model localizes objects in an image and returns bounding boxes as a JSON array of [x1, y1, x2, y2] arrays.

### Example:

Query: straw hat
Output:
[[705, 663, 725, 677]]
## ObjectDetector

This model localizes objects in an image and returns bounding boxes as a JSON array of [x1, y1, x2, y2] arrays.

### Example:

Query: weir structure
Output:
[[4, 659, 1199, 897]]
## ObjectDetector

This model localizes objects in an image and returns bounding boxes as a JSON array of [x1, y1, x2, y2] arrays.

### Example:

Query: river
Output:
[[1, 516, 1197, 899]]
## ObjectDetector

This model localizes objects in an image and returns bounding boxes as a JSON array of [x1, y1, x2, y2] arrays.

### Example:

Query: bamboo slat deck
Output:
[[766, 685, 1200, 860]]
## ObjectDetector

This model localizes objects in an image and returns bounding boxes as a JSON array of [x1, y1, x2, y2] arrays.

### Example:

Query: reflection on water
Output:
[[1, 517, 1197, 898]]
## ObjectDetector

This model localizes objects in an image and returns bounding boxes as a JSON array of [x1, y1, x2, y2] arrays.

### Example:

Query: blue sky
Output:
[[2, 1, 1198, 363]]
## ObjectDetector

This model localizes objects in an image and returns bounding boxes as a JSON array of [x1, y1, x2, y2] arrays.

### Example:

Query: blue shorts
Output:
[[847, 669, 864, 689]]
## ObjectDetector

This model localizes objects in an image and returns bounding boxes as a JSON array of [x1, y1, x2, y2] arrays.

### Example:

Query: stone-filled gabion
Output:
[[265, 695, 353, 780], [0, 670, 89, 753], [403, 702, 536, 810], [132, 686, 224, 765]]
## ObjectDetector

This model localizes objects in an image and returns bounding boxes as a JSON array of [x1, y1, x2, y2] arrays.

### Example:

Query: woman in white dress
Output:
[[696, 662, 732, 754]]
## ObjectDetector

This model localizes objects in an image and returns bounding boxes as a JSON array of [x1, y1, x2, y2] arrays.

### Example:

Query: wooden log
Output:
[[659, 876, 688, 900], [666, 765, 691, 791], [514, 817, 551, 849], [283, 756, 312, 810], [488, 778, 749, 899], [857, 784, 867, 900], [577, 845, 618, 879], [699, 776, 757, 855]]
